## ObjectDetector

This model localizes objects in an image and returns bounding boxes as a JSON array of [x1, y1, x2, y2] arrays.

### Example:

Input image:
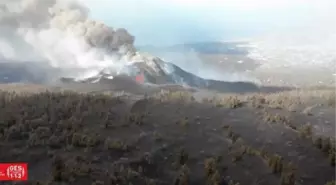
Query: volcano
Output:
[[55, 53, 291, 94], [0, 0, 292, 94]]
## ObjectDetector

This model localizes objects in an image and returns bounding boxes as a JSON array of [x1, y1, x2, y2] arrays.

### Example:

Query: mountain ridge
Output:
[[137, 41, 250, 55]]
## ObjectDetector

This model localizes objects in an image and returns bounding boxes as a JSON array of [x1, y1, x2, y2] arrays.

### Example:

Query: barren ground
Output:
[[0, 82, 335, 185]]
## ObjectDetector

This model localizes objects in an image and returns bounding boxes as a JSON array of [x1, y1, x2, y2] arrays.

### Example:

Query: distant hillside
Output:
[[137, 41, 250, 55], [0, 62, 55, 84]]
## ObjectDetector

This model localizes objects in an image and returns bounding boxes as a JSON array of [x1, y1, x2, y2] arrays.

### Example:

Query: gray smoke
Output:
[[0, 0, 137, 81]]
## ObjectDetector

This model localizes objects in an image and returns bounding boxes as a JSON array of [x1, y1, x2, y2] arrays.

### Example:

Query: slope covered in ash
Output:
[[143, 60, 292, 93], [0, 88, 334, 185], [0, 60, 62, 84]]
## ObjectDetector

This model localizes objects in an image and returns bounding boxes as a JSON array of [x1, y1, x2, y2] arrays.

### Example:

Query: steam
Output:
[[0, 0, 137, 80]]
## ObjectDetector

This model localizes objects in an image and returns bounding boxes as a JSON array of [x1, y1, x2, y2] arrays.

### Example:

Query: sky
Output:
[[81, 0, 335, 46]]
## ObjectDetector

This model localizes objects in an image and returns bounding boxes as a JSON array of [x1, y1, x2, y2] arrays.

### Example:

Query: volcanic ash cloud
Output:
[[0, 0, 137, 79]]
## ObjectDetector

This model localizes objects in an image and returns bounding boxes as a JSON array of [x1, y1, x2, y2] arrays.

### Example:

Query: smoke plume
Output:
[[0, 0, 137, 81]]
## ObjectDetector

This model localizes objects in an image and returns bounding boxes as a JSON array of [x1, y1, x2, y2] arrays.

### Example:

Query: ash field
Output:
[[0, 0, 335, 185]]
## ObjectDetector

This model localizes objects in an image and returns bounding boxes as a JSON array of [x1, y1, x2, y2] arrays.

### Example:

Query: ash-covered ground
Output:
[[0, 83, 335, 185]]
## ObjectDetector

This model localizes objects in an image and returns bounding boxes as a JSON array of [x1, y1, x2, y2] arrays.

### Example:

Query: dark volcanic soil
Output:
[[0, 86, 335, 185]]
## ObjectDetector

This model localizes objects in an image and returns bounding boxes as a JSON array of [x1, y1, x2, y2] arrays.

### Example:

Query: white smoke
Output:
[[0, 0, 137, 80]]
